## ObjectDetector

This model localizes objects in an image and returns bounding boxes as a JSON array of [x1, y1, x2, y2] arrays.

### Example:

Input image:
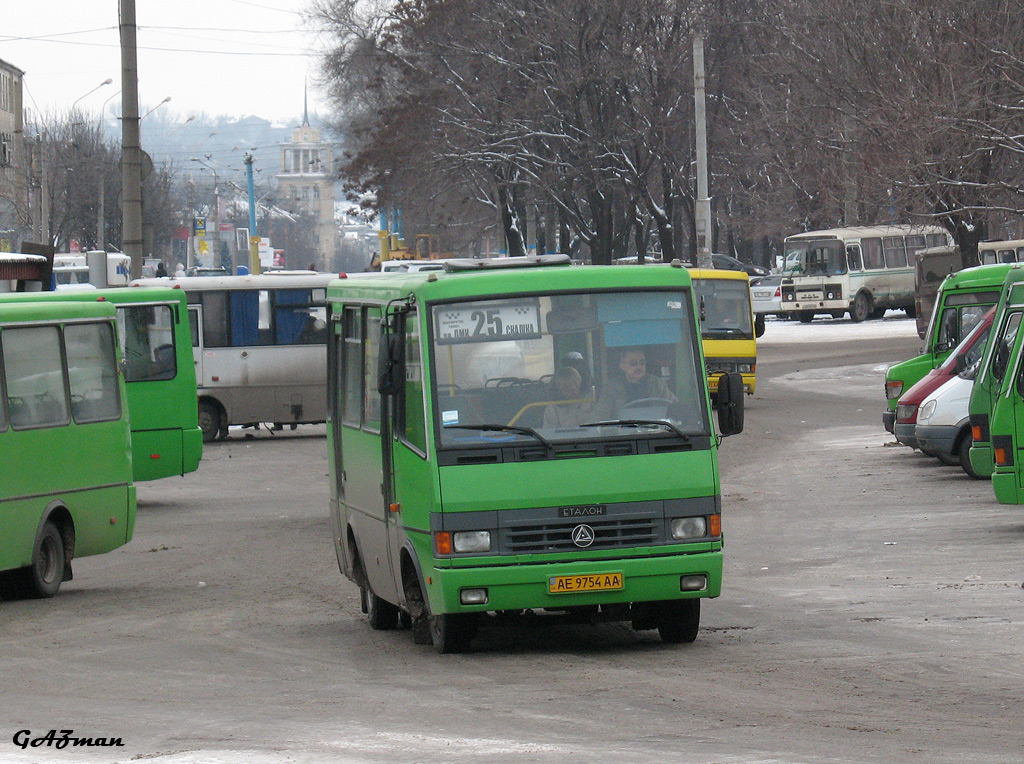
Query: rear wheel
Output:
[[364, 585, 400, 630], [798, 311, 814, 324], [754, 313, 766, 338], [14, 521, 66, 599], [198, 400, 223, 443], [657, 599, 700, 644], [851, 292, 871, 323]]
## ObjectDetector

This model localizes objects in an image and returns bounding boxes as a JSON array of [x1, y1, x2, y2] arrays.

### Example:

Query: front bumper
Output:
[[894, 422, 919, 449], [916, 424, 958, 457], [426, 549, 723, 614], [882, 409, 896, 434]]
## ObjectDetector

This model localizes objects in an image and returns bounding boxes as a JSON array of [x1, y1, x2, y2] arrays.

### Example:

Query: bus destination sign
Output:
[[435, 300, 542, 344]]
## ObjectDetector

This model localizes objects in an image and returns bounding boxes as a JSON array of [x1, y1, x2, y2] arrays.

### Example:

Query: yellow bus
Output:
[[689, 268, 756, 394]]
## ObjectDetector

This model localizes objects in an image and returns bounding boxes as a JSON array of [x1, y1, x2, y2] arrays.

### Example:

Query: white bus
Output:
[[132, 272, 339, 441], [779, 225, 953, 323], [977, 239, 1024, 265]]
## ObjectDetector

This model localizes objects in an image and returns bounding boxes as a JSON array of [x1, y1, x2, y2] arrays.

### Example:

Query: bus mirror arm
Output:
[[377, 334, 405, 396]]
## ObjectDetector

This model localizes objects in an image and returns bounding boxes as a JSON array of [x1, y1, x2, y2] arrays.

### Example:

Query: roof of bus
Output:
[[979, 239, 1024, 251], [328, 261, 695, 303], [784, 225, 949, 241], [940, 263, 1015, 292], [0, 298, 117, 323], [132, 273, 341, 290], [687, 267, 750, 281], [0, 285, 187, 306]]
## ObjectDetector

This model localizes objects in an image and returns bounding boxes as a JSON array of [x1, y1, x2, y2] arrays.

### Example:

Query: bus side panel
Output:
[[389, 440, 441, 604], [0, 423, 133, 569]]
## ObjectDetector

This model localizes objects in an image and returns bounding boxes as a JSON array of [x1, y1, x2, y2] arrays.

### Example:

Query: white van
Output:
[[914, 363, 980, 478]]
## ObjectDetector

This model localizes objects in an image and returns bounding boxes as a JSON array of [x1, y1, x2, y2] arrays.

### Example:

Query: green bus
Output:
[[0, 300, 136, 598], [968, 266, 1024, 484], [327, 256, 744, 653], [883, 264, 1011, 434], [0, 287, 202, 482]]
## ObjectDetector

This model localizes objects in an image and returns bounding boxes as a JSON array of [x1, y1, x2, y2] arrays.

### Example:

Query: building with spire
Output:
[[274, 92, 337, 269]]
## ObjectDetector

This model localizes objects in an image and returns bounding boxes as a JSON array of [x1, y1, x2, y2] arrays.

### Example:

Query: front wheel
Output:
[[958, 434, 984, 479], [657, 599, 700, 644], [851, 292, 871, 323], [430, 613, 478, 654]]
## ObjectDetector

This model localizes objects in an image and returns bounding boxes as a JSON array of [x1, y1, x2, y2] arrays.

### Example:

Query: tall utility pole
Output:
[[244, 153, 260, 273], [693, 34, 713, 268], [120, 0, 144, 278]]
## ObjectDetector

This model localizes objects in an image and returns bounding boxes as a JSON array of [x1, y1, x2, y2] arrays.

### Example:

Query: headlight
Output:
[[885, 380, 904, 400], [896, 403, 917, 421], [737, 363, 753, 373], [670, 517, 707, 540], [918, 399, 937, 423], [453, 531, 491, 553]]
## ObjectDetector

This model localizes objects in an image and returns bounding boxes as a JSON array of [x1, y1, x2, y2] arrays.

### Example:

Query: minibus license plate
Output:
[[798, 291, 823, 300], [549, 572, 624, 594]]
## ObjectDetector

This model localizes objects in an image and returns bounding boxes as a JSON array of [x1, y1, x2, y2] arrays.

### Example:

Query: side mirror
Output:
[[377, 333, 405, 396], [716, 372, 745, 436], [954, 353, 968, 374]]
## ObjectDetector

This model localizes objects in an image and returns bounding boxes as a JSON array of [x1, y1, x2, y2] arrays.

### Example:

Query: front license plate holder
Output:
[[548, 572, 624, 594]]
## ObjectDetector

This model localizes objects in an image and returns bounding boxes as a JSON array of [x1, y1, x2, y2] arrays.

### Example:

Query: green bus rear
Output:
[[327, 257, 743, 653], [0, 300, 136, 598], [0, 287, 202, 481], [883, 264, 1011, 433], [969, 267, 1024, 484]]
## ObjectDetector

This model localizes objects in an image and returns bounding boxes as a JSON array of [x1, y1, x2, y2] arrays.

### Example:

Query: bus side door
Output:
[[338, 306, 400, 604], [188, 305, 205, 386]]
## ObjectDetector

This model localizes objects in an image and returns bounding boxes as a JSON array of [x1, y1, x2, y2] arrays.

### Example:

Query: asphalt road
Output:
[[3, 316, 1022, 764]]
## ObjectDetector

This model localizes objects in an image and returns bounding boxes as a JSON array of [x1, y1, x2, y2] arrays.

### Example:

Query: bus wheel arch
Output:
[[15, 506, 75, 599], [197, 397, 227, 442], [851, 291, 873, 323], [956, 427, 984, 479]]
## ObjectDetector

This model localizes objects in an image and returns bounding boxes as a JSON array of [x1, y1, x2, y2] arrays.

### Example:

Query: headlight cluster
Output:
[[918, 399, 937, 424], [670, 514, 720, 540], [434, 530, 492, 555]]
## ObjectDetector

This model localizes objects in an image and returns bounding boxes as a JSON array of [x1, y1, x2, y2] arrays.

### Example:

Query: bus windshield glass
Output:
[[783, 239, 846, 276], [430, 289, 708, 447], [692, 278, 754, 339]]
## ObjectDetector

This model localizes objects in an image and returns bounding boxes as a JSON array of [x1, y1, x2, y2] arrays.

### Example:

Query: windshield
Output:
[[783, 239, 846, 276], [430, 289, 709, 448], [692, 278, 754, 339]]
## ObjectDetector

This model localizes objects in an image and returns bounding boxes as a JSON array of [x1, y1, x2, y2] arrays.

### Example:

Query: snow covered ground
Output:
[[757, 311, 919, 345]]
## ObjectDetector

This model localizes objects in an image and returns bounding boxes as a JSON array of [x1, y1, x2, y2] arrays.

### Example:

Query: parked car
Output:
[[750, 275, 783, 337], [915, 362, 983, 478], [894, 306, 994, 451], [712, 253, 769, 278]]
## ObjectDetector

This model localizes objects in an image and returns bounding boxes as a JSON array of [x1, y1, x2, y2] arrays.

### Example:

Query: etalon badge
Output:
[[571, 524, 595, 548]]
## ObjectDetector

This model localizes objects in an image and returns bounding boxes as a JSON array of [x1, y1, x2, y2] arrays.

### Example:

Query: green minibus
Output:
[[327, 256, 744, 653], [883, 264, 1011, 434], [0, 287, 202, 482], [0, 300, 136, 598], [968, 266, 1024, 483]]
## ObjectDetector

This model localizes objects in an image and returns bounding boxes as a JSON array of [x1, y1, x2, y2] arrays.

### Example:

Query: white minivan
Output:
[[914, 361, 981, 479]]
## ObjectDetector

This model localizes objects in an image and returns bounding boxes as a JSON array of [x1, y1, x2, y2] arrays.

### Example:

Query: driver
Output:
[[595, 347, 676, 421]]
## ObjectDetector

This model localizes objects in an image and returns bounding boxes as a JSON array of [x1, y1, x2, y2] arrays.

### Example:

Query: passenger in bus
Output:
[[595, 347, 676, 421], [542, 366, 593, 429]]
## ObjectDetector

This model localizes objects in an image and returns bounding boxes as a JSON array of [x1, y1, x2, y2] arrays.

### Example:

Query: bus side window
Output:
[[3, 325, 70, 430], [363, 309, 382, 431], [65, 321, 121, 423], [341, 307, 363, 428], [846, 245, 862, 272], [400, 311, 427, 455]]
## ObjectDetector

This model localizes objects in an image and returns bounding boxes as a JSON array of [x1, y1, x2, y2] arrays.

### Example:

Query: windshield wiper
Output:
[[579, 419, 691, 440], [443, 423, 554, 451]]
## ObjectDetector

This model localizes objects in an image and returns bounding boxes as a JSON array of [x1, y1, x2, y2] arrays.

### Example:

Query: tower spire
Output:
[[303, 79, 310, 127]]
